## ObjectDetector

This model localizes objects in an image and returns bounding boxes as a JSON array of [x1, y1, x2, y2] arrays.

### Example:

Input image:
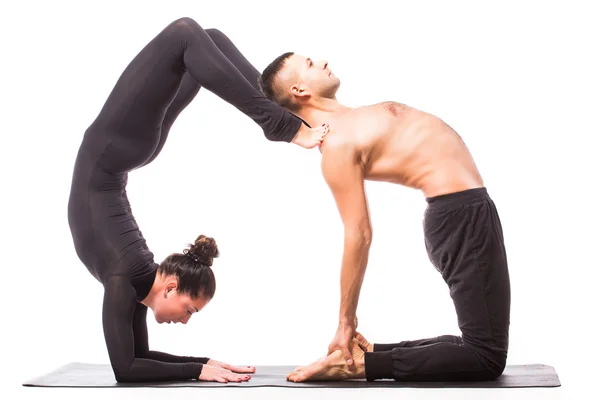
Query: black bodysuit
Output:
[[67, 18, 303, 383]]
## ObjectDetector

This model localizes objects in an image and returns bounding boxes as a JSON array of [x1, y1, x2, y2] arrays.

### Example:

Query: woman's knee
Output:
[[168, 17, 203, 34], [206, 28, 228, 45]]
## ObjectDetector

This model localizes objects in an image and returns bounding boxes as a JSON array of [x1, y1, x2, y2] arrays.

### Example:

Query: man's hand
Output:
[[291, 123, 329, 149], [206, 359, 256, 374], [327, 319, 357, 365], [198, 364, 251, 383]]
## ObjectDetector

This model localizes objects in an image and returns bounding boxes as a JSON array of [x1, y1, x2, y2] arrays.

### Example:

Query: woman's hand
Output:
[[206, 359, 256, 374], [198, 363, 252, 383]]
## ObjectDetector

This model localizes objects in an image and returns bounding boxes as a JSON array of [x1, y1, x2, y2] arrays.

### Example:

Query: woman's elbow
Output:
[[112, 364, 136, 383]]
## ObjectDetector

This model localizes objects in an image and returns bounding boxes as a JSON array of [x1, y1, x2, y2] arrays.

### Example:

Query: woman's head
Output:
[[151, 234, 219, 324]]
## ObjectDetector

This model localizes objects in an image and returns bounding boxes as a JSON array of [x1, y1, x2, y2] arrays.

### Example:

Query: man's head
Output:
[[258, 52, 341, 112]]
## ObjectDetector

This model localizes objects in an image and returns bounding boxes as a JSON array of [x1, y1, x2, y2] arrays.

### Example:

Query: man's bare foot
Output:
[[287, 355, 327, 377], [287, 339, 365, 382], [354, 331, 374, 353]]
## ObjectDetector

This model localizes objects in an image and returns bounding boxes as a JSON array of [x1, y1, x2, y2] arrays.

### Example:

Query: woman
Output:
[[67, 17, 328, 383]]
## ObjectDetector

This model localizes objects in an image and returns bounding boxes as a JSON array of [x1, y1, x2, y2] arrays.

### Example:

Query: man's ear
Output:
[[291, 83, 311, 98]]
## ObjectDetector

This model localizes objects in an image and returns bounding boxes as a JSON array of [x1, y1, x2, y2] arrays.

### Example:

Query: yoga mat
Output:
[[23, 363, 560, 388]]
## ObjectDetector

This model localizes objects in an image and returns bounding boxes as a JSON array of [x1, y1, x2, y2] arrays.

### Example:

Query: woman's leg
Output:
[[140, 72, 201, 167], [205, 28, 262, 91], [95, 17, 303, 173], [141, 27, 269, 167], [174, 18, 302, 142]]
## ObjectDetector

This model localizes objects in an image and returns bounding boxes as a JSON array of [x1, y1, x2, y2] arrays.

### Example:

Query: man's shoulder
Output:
[[320, 131, 358, 156]]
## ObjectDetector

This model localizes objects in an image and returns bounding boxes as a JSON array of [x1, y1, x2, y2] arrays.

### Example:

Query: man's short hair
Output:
[[258, 52, 299, 111]]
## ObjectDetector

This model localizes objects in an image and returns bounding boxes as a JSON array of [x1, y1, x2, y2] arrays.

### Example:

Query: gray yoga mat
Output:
[[23, 363, 560, 388]]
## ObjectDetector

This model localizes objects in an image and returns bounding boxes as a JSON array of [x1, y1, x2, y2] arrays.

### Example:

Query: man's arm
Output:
[[321, 139, 373, 331]]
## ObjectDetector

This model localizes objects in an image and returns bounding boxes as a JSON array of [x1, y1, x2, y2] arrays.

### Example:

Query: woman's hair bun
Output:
[[186, 234, 219, 266]]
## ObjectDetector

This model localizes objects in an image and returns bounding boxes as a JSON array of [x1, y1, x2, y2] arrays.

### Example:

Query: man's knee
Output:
[[465, 339, 507, 380], [483, 351, 507, 380]]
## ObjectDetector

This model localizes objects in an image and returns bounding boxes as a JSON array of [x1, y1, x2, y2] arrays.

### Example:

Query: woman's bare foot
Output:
[[287, 339, 366, 382]]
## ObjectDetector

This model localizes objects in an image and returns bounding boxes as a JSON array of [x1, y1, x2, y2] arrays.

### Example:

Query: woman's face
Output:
[[152, 286, 209, 324]]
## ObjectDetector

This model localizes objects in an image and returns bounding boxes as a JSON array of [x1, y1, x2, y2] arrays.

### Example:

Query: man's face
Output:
[[285, 54, 341, 99]]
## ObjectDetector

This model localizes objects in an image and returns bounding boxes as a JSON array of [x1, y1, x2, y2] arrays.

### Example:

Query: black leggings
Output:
[[92, 17, 301, 175], [67, 19, 304, 382], [68, 17, 302, 291], [137, 24, 302, 170], [364, 188, 511, 381]]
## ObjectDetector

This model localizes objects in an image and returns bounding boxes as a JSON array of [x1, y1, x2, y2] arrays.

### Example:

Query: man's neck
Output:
[[297, 98, 352, 127]]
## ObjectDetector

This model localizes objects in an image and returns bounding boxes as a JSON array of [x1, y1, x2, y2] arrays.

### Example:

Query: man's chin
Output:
[[326, 82, 341, 97]]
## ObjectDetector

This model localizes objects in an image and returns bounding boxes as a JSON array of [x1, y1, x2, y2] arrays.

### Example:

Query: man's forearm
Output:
[[339, 231, 372, 322]]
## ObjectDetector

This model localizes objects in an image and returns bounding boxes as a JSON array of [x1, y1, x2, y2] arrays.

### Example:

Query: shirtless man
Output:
[[258, 53, 510, 382]]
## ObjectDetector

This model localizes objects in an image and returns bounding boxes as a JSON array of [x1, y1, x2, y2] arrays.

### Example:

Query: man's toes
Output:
[[291, 373, 305, 383], [287, 366, 305, 379], [351, 339, 367, 358]]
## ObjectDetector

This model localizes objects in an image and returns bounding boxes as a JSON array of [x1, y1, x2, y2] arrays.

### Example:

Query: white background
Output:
[[2, 1, 598, 399]]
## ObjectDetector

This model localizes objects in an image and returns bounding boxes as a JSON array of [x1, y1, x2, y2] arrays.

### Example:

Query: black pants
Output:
[[365, 188, 511, 381]]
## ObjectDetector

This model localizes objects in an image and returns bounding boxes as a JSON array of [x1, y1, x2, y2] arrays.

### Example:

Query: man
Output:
[[257, 53, 511, 382]]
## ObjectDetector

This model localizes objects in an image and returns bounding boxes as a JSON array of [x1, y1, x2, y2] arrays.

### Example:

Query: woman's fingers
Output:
[[226, 364, 256, 374], [199, 364, 251, 383], [226, 371, 250, 382]]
